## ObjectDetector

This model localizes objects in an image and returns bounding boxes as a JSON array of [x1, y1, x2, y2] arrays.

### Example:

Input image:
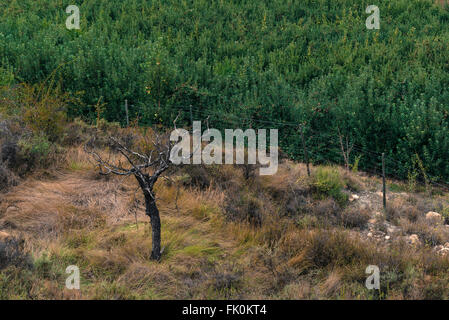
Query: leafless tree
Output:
[[85, 122, 186, 261], [337, 127, 354, 171]]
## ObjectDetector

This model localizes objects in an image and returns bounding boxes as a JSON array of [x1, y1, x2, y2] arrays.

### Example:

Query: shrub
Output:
[[386, 198, 423, 223], [12, 134, 61, 173], [343, 172, 362, 192], [311, 198, 341, 226], [224, 193, 263, 227], [97, 119, 121, 135], [303, 230, 369, 269], [17, 134, 51, 166], [351, 155, 362, 173], [209, 267, 243, 297], [0, 65, 14, 87], [0, 235, 31, 270], [19, 84, 68, 142], [402, 218, 449, 246], [311, 167, 348, 205], [181, 165, 211, 190], [442, 206, 449, 225], [1, 140, 18, 165], [295, 214, 319, 229], [283, 193, 307, 217], [339, 207, 370, 229], [0, 164, 18, 192], [61, 118, 91, 146]]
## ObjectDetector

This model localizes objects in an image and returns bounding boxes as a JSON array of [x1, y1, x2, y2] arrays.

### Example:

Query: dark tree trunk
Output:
[[145, 194, 162, 261], [87, 133, 174, 263]]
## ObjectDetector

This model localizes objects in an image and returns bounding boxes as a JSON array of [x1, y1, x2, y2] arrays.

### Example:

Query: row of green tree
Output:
[[1, 0, 448, 181]]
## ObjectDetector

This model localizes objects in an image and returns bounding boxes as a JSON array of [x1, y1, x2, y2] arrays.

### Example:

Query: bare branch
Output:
[[84, 117, 205, 261]]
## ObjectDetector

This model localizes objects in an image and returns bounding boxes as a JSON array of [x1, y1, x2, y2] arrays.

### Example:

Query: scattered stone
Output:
[[426, 211, 443, 225], [385, 235, 390, 240], [368, 218, 376, 224], [367, 232, 373, 237], [408, 234, 420, 245], [444, 242, 449, 248], [426, 211, 442, 220], [349, 194, 359, 202], [387, 225, 400, 234], [0, 231, 11, 241], [438, 247, 449, 256]]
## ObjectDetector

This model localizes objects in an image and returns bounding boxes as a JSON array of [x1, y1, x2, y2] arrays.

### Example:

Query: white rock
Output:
[[367, 232, 373, 237], [426, 211, 442, 221], [387, 226, 400, 234], [408, 234, 420, 245], [438, 247, 449, 256], [385, 235, 390, 240], [444, 242, 449, 248]]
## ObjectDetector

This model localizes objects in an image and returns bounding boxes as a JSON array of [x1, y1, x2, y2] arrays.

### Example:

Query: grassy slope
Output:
[[1, 142, 449, 299], [0, 148, 239, 299]]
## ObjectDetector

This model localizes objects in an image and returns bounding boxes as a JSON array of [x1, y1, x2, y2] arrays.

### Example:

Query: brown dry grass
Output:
[[1, 141, 449, 300]]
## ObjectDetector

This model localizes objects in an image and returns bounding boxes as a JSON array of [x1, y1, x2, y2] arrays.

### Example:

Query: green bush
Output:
[[311, 167, 348, 205], [21, 84, 68, 142], [441, 206, 449, 224], [0, 64, 14, 87], [16, 134, 55, 171]]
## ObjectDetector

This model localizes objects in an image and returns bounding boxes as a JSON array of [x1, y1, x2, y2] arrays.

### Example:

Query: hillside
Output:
[[1, 120, 449, 299], [1, 0, 449, 180], [1, 0, 449, 301]]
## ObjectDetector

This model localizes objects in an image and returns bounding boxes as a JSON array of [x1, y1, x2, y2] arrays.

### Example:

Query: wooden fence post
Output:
[[382, 152, 387, 212], [189, 105, 193, 133], [125, 99, 129, 127], [300, 124, 310, 177]]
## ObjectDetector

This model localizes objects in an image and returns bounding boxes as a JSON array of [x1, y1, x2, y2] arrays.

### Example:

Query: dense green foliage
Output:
[[1, 0, 449, 181]]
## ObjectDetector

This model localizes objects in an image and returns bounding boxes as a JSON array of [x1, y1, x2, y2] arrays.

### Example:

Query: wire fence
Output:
[[171, 104, 449, 193]]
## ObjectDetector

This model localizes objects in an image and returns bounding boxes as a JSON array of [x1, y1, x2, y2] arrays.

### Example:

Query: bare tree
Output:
[[337, 127, 354, 171], [85, 127, 179, 261]]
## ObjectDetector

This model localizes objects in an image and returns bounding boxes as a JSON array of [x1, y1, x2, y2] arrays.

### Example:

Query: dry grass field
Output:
[[1, 132, 449, 299]]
